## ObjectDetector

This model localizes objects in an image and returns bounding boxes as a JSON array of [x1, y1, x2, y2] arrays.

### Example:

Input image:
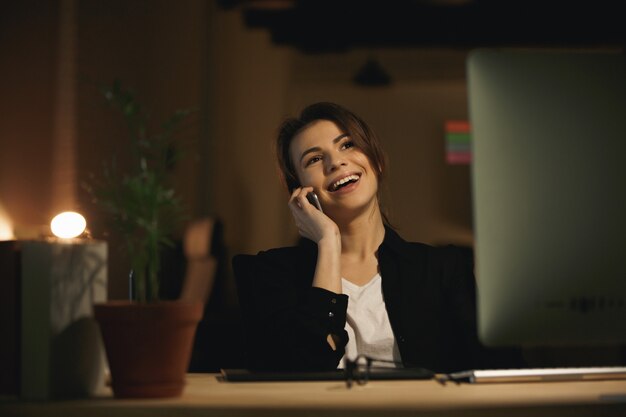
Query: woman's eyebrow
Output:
[[332, 133, 348, 144], [299, 133, 349, 163]]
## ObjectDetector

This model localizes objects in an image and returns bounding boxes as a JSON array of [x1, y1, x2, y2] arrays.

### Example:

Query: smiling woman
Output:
[[232, 102, 523, 373]]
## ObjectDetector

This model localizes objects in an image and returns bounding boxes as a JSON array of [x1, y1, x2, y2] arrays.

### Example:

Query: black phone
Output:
[[306, 192, 323, 213]]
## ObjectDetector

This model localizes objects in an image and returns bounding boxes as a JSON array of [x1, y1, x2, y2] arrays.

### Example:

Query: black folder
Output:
[[220, 367, 434, 382]]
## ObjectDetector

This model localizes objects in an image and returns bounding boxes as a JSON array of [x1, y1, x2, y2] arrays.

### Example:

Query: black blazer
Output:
[[233, 226, 521, 373]]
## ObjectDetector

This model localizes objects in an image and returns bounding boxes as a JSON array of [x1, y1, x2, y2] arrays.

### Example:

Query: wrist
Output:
[[317, 231, 341, 252], [313, 232, 342, 293]]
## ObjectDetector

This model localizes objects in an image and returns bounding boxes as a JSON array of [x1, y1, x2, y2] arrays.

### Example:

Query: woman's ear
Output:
[[288, 176, 302, 193]]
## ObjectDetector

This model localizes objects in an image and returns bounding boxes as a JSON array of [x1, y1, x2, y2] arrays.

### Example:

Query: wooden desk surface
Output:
[[2, 373, 626, 417]]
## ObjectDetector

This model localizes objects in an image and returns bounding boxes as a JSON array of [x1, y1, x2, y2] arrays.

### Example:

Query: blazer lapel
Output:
[[379, 227, 440, 369]]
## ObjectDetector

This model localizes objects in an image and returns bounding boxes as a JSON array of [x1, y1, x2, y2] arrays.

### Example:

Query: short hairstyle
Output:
[[276, 102, 387, 193]]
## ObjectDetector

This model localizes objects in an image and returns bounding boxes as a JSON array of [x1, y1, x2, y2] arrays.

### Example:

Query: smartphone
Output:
[[306, 192, 323, 213]]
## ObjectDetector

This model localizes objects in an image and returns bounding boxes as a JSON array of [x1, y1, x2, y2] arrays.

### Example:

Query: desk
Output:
[[2, 373, 626, 417]]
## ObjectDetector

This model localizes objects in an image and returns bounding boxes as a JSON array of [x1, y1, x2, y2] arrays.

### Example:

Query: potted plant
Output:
[[84, 81, 203, 398]]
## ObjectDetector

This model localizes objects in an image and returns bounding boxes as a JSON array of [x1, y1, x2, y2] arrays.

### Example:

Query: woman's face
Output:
[[289, 120, 379, 219]]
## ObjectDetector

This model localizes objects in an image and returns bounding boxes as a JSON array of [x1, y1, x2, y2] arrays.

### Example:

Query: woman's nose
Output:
[[324, 153, 346, 173]]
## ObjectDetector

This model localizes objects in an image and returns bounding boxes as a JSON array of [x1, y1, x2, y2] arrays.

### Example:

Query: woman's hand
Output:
[[289, 187, 342, 294], [288, 187, 339, 244]]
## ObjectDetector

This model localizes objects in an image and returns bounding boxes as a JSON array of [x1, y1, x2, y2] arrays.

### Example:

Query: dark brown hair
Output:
[[276, 102, 387, 193]]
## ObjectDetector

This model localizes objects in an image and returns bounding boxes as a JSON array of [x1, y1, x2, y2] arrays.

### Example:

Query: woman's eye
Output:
[[341, 141, 355, 150], [306, 156, 322, 166]]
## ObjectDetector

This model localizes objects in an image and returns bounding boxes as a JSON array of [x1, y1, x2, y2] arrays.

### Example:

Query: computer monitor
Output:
[[468, 49, 626, 347]]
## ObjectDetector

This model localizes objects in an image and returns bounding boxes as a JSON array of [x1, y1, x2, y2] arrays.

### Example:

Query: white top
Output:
[[339, 273, 402, 368]]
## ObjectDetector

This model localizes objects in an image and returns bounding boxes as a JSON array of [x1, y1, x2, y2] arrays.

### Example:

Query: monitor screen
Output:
[[468, 49, 626, 347]]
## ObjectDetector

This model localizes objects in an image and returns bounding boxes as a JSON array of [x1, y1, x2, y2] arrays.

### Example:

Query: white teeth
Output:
[[331, 174, 359, 191]]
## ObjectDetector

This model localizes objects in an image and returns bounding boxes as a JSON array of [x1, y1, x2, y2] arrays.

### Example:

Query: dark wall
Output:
[[0, 1, 59, 228]]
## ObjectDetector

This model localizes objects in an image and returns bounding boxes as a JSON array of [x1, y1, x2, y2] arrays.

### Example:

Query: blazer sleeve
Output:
[[232, 250, 349, 371]]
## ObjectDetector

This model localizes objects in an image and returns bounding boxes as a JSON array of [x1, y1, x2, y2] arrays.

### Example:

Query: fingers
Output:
[[289, 186, 314, 211], [288, 187, 329, 242]]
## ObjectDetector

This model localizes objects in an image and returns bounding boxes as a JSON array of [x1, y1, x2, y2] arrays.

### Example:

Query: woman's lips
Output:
[[328, 173, 361, 192], [329, 176, 360, 194]]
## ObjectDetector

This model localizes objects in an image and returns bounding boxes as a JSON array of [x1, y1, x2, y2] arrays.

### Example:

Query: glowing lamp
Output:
[[0, 220, 13, 240], [50, 211, 86, 239]]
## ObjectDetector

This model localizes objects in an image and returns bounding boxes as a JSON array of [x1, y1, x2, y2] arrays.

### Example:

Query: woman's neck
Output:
[[337, 206, 386, 260]]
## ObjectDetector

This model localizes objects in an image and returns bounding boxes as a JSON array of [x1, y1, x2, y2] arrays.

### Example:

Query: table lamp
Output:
[[0, 211, 108, 400]]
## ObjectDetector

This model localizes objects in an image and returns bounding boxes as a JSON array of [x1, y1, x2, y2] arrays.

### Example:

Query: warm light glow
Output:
[[51, 211, 86, 239], [0, 219, 13, 240], [0, 203, 14, 240]]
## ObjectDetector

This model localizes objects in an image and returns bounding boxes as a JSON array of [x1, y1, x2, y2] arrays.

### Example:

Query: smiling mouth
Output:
[[328, 174, 360, 192]]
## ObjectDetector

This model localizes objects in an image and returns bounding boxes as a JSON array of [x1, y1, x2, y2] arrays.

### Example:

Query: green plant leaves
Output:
[[85, 80, 192, 302]]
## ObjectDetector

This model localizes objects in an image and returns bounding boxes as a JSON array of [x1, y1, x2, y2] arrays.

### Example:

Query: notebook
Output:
[[220, 367, 434, 382]]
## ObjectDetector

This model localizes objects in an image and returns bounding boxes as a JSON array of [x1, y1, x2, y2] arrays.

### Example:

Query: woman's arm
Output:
[[288, 186, 342, 294], [233, 187, 349, 371], [233, 249, 348, 371], [288, 186, 345, 351]]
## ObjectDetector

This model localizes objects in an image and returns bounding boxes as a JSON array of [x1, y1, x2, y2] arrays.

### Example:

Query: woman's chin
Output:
[[325, 198, 379, 221]]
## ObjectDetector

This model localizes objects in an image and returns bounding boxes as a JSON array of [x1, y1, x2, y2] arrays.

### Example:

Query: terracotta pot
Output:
[[94, 300, 203, 398]]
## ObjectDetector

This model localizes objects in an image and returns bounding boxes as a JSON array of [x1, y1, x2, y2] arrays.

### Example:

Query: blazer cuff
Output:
[[305, 287, 348, 333]]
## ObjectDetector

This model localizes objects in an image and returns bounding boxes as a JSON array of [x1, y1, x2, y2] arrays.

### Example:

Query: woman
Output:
[[233, 102, 519, 373]]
